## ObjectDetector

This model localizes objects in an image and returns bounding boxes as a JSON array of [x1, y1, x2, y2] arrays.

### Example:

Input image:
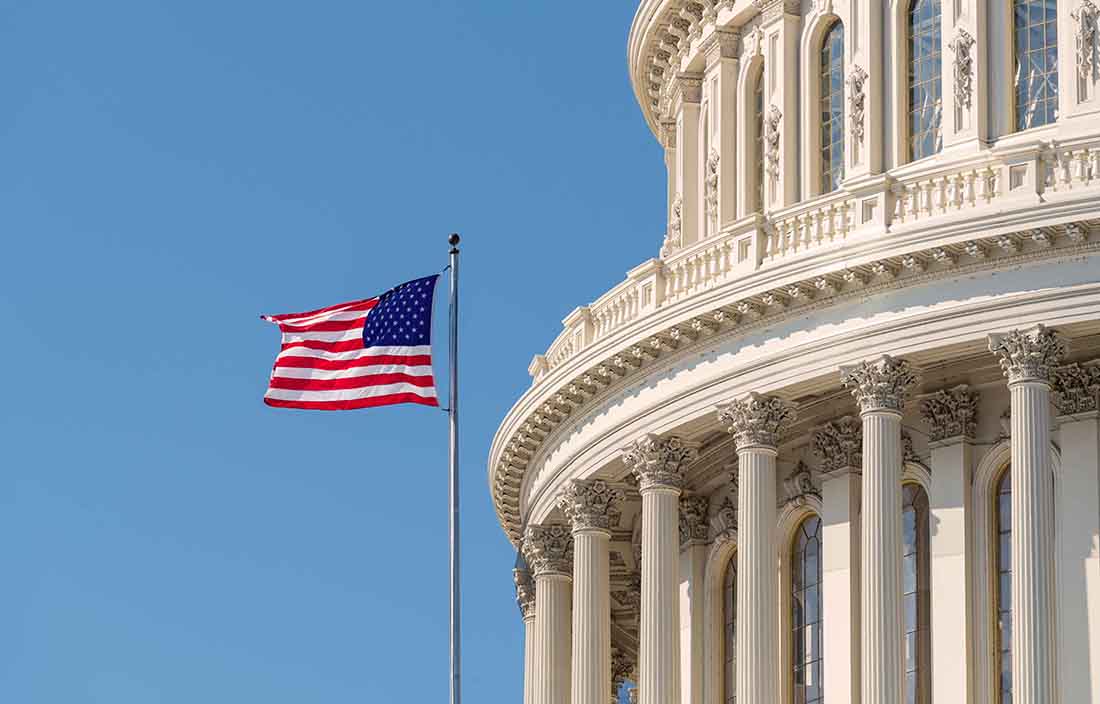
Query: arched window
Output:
[[994, 468, 1013, 703], [902, 483, 931, 704], [753, 66, 765, 212], [907, 0, 942, 160], [724, 555, 737, 704], [1014, 0, 1059, 130], [820, 22, 845, 193], [792, 515, 824, 704]]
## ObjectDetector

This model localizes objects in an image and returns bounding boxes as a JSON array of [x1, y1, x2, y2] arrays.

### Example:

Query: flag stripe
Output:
[[272, 364, 433, 380], [269, 371, 435, 390], [264, 381, 437, 402], [264, 298, 377, 323], [274, 355, 433, 371], [263, 393, 439, 411]]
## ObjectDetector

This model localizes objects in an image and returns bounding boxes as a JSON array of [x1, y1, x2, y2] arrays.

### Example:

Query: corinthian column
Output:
[[515, 563, 538, 704], [989, 325, 1067, 704], [622, 434, 699, 704], [842, 356, 921, 704], [717, 393, 797, 704], [560, 480, 624, 704], [524, 524, 574, 704]]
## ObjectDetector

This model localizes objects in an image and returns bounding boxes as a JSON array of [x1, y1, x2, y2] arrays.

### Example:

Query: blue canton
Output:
[[362, 275, 438, 348]]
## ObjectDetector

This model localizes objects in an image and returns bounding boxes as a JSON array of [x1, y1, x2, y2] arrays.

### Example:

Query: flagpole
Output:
[[447, 233, 461, 704]]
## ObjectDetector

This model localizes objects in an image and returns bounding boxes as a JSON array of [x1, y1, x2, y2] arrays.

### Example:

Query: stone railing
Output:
[[528, 137, 1100, 386]]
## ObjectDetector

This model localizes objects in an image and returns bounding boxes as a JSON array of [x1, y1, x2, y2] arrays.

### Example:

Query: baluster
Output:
[[892, 185, 907, 223], [963, 171, 976, 207]]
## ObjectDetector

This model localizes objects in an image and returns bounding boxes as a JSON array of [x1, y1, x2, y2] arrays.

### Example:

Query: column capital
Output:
[[988, 324, 1068, 385], [622, 434, 699, 492], [558, 478, 625, 533], [841, 355, 921, 414], [514, 567, 536, 621], [1052, 362, 1100, 415], [753, 0, 800, 24], [717, 392, 798, 450], [523, 524, 574, 578], [675, 72, 704, 103], [920, 384, 980, 442], [679, 494, 710, 546], [812, 416, 862, 475]]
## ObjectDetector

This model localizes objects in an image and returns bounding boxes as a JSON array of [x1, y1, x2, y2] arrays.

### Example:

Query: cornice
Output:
[[490, 225, 1100, 545]]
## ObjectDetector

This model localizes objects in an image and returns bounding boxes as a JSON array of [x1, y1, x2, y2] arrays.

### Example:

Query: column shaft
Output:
[[1009, 381, 1057, 704], [572, 530, 611, 704], [524, 614, 537, 704], [640, 487, 681, 704], [821, 471, 861, 704], [737, 448, 778, 704], [536, 574, 573, 704], [860, 410, 904, 704]]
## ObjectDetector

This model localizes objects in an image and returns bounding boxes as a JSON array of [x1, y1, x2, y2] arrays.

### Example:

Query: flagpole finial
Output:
[[449, 233, 460, 252]]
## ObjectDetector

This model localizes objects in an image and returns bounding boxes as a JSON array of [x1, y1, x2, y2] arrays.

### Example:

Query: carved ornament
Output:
[[841, 356, 921, 413], [717, 392, 797, 450], [988, 325, 1068, 385]]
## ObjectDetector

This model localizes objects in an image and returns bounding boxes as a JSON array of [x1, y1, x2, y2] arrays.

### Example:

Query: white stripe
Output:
[[277, 308, 372, 327], [279, 328, 363, 344], [271, 364, 435, 381], [264, 383, 437, 402], [276, 344, 432, 361]]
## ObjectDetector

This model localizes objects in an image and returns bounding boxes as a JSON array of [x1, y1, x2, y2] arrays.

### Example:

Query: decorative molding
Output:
[[764, 105, 782, 184], [717, 392, 798, 450], [712, 494, 738, 536], [948, 28, 976, 110], [754, 0, 800, 23], [523, 524, 574, 577], [902, 430, 921, 465], [841, 355, 921, 413], [783, 462, 820, 508], [1052, 362, 1100, 414], [661, 194, 683, 257], [920, 384, 980, 442], [1073, 1, 1100, 80], [622, 434, 700, 491], [558, 479, 625, 532], [988, 324, 1068, 385], [848, 65, 868, 144], [812, 416, 862, 473], [491, 225, 1100, 544], [679, 494, 710, 545], [705, 149, 720, 231], [611, 571, 642, 614], [513, 567, 536, 620], [744, 25, 765, 60]]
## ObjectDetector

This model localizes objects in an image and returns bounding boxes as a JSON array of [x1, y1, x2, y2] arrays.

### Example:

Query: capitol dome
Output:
[[492, 2, 1100, 704]]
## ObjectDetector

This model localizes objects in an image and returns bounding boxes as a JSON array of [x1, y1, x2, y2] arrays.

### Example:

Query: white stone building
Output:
[[489, 1, 1100, 703]]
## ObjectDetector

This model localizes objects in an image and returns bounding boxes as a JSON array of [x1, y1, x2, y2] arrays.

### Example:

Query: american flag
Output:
[[262, 275, 440, 410]]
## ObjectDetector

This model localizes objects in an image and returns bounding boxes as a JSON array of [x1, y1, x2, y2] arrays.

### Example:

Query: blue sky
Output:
[[1, 1, 665, 701]]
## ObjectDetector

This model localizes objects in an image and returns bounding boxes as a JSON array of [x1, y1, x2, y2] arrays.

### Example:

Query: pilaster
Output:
[[717, 392, 797, 704], [677, 74, 704, 248], [813, 416, 862, 704], [941, 1, 989, 149], [704, 30, 741, 232], [847, 0, 883, 176], [678, 494, 708, 704], [1052, 363, 1100, 701], [758, 0, 801, 208], [516, 566, 538, 704], [920, 385, 979, 704]]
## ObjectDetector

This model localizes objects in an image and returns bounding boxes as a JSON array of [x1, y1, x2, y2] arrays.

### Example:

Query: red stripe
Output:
[[267, 372, 436, 391], [278, 317, 367, 334], [264, 393, 439, 411], [280, 339, 364, 353], [274, 354, 433, 371], [265, 298, 377, 322]]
